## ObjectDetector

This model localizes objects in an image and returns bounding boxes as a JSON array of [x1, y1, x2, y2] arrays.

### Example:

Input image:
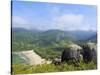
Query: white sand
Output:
[[13, 50, 51, 65]]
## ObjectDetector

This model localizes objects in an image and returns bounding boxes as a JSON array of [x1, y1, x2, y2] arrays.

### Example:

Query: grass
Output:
[[12, 61, 97, 74]]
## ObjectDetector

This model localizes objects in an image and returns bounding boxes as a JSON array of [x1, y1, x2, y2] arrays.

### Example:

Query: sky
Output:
[[12, 1, 97, 31]]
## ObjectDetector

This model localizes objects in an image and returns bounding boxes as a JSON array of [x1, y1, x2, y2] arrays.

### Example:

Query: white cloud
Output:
[[78, 24, 97, 31], [13, 16, 28, 25], [12, 14, 96, 31], [54, 14, 83, 25], [48, 13, 96, 31], [12, 16, 31, 29]]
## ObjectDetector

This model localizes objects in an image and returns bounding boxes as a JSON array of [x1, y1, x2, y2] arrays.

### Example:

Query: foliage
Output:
[[12, 31, 73, 60], [12, 61, 97, 74], [12, 28, 97, 74]]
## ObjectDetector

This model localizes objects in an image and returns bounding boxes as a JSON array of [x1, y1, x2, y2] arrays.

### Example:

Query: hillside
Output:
[[12, 28, 97, 43], [12, 28, 97, 59]]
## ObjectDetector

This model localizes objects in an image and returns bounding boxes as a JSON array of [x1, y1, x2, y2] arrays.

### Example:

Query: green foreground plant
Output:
[[12, 61, 97, 74]]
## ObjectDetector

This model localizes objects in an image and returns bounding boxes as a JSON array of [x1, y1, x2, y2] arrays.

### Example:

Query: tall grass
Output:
[[12, 61, 97, 74]]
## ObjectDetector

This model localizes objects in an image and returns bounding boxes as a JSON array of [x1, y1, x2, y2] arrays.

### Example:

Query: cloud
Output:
[[12, 16, 31, 29], [54, 14, 83, 26], [12, 2, 97, 31], [13, 16, 28, 25], [12, 14, 96, 31], [48, 13, 96, 31]]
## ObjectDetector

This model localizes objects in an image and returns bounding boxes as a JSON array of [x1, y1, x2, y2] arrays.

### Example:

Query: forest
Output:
[[12, 28, 97, 74]]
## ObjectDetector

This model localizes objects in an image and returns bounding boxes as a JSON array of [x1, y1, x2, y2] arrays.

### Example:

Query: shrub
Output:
[[12, 61, 97, 74]]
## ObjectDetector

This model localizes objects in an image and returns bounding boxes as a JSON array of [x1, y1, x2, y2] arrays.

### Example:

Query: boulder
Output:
[[82, 42, 97, 63], [61, 44, 82, 65]]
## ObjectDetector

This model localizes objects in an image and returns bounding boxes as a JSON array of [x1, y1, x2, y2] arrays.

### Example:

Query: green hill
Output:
[[12, 28, 97, 59]]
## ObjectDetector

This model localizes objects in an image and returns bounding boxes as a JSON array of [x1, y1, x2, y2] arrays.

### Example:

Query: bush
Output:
[[12, 61, 97, 74]]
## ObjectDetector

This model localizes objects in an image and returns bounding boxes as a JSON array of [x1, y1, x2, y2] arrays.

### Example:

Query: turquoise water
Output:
[[12, 53, 26, 64]]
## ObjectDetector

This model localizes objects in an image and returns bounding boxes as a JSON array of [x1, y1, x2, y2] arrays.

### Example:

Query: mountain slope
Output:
[[12, 28, 97, 51]]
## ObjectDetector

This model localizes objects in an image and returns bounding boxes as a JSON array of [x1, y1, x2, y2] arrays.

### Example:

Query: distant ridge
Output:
[[12, 27, 97, 48], [12, 27, 28, 32]]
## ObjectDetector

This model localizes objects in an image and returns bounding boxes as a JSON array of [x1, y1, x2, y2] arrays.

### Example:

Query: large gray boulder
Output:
[[61, 44, 82, 65], [82, 42, 97, 63]]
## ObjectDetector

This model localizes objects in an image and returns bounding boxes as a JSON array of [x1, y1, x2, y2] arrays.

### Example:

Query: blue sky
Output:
[[12, 1, 97, 31]]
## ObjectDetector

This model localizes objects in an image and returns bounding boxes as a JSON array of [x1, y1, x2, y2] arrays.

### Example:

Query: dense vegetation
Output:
[[12, 61, 97, 74], [12, 28, 74, 59], [12, 28, 97, 74], [12, 28, 97, 60]]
